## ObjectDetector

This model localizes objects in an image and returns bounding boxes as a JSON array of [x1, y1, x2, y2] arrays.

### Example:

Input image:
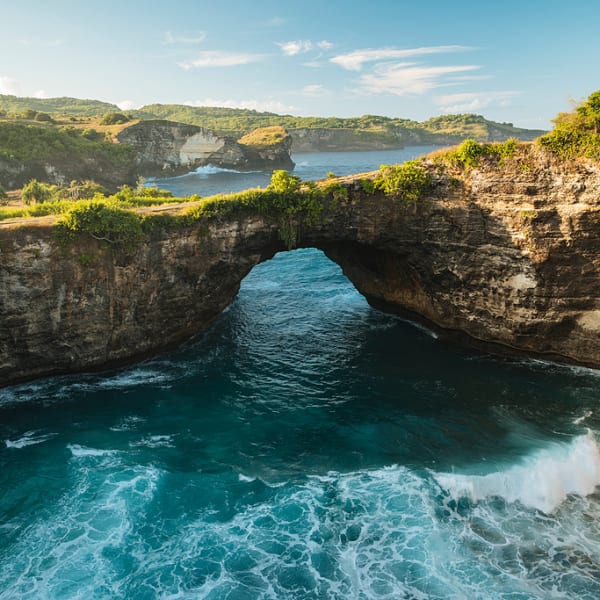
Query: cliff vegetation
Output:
[[538, 91, 600, 159]]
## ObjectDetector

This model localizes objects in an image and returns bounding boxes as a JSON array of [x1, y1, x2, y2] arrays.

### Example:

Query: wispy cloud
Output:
[[359, 62, 481, 95], [276, 40, 334, 56], [0, 76, 18, 95], [277, 40, 313, 56], [179, 51, 266, 69], [331, 45, 472, 71], [184, 98, 295, 113], [33, 89, 48, 99], [301, 84, 330, 97], [163, 31, 206, 45], [19, 38, 63, 48], [434, 91, 521, 112]]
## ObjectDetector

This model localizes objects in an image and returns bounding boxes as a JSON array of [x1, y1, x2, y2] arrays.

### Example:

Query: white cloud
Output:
[[434, 91, 521, 112], [277, 39, 334, 57], [0, 76, 18, 95], [116, 100, 141, 111], [331, 45, 472, 71], [359, 62, 481, 96], [33, 89, 48, 99], [179, 51, 266, 69], [184, 98, 295, 113], [277, 40, 313, 56], [302, 84, 330, 97], [163, 31, 206, 45]]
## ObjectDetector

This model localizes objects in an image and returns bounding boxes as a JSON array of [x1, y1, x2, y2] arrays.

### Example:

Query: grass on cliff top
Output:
[[237, 126, 289, 149], [50, 164, 433, 251], [431, 137, 519, 168], [537, 90, 600, 160], [0, 179, 197, 221]]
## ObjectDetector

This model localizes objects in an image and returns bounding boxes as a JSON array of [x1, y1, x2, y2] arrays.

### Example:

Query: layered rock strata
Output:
[[2, 145, 600, 386], [117, 120, 294, 175]]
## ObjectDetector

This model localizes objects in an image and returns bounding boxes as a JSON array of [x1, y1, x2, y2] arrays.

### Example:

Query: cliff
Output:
[[289, 119, 544, 152], [116, 120, 294, 176], [0, 122, 137, 190], [2, 143, 600, 386]]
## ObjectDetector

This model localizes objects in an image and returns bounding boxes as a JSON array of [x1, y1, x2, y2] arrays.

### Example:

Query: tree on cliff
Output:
[[22, 179, 53, 204]]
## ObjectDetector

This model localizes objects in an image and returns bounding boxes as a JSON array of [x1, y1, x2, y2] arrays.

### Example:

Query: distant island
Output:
[[0, 93, 546, 192]]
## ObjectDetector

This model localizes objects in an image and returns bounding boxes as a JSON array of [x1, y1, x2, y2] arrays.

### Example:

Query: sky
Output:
[[0, 0, 598, 129]]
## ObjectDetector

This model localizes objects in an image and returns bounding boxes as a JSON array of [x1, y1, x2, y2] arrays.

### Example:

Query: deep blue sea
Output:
[[2, 149, 600, 599]]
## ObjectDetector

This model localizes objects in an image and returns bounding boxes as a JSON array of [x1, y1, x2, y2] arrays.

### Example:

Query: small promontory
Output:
[[116, 121, 294, 176]]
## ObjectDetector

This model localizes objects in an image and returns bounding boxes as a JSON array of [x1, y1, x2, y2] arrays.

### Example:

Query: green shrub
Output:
[[56, 201, 144, 249], [22, 179, 54, 204], [99, 112, 129, 125], [267, 170, 301, 194], [138, 186, 174, 198], [374, 160, 432, 204], [538, 90, 600, 159], [360, 178, 376, 194], [19, 109, 37, 120], [80, 128, 103, 141], [439, 137, 518, 168], [33, 112, 54, 123], [0, 184, 7, 200]]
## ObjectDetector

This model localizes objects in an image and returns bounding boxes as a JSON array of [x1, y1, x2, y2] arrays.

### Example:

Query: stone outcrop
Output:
[[117, 120, 294, 175], [2, 144, 600, 386]]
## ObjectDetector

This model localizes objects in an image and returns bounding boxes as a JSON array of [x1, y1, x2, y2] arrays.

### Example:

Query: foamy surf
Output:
[[67, 444, 118, 458], [5, 431, 56, 449], [435, 432, 600, 513]]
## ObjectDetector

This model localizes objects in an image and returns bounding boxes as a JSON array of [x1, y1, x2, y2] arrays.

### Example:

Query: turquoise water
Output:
[[2, 150, 600, 598], [146, 146, 442, 197]]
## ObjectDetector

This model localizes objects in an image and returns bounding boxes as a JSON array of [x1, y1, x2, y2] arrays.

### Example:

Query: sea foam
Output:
[[436, 432, 600, 513]]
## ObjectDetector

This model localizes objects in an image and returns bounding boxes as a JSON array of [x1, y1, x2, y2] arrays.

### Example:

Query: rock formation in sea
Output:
[[1, 143, 600, 386], [116, 120, 295, 175]]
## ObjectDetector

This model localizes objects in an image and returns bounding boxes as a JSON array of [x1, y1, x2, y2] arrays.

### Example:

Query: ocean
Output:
[[1, 148, 600, 599]]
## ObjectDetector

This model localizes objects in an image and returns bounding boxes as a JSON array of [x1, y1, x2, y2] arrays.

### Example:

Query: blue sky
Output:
[[0, 0, 598, 128]]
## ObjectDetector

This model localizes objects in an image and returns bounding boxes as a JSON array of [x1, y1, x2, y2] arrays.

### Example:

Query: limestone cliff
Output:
[[289, 123, 544, 152], [117, 120, 294, 175], [2, 144, 600, 386]]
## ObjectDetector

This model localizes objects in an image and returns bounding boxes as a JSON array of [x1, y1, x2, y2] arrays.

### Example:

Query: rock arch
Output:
[[2, 149, 600, 386]]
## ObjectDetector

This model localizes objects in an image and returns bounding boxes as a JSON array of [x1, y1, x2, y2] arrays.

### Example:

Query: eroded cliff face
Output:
[[117, 120, 294, 175], [2, 145, 600, 386]]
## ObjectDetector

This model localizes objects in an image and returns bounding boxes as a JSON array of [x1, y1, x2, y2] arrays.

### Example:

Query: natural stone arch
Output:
[[2, 148, 600, 386]]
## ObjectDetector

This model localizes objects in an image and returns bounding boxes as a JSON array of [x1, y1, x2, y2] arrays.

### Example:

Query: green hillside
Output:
[[133, 104, 545, 142], [0, 95, 119, 117], [0, 94, 545, 142]]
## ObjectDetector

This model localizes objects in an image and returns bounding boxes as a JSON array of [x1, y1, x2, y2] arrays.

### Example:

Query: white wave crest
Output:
[[436, 432, 600, 513], [5, 431, 56, 449], [67, 444, 117, 458]]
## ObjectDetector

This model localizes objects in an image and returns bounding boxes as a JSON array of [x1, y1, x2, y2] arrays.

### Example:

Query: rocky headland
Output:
[[116, 121, 294, 176], [2, 142, 600, 386]]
